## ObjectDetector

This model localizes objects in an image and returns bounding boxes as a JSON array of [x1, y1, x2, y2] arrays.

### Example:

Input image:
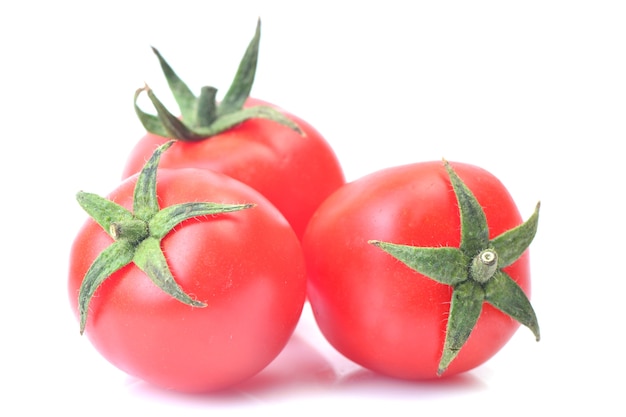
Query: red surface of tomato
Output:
[[302, 161, 537, 379], [69, 165, 306, 392], [121, 97, 345, 240]]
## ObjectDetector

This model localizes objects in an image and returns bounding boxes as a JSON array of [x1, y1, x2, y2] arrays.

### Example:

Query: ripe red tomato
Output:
[[69, 153, 306, 392], [302, 160, 539, 379], [121, 97, 345, 240]]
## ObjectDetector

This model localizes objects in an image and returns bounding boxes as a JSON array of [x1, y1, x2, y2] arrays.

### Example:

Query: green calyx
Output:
[[75, 141, 254, 334], [134, 18, 303, 141], [369, 160, 540, 376]]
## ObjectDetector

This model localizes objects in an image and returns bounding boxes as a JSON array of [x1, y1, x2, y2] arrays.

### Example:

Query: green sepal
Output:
[[134, 86, 170, 137], [78, 240, 135, 334], [150, 46, 197, 123], [444, 160, 490, 258], [368, 241, 469, 286], [438, 280, 485, 375], [75, 140, 254, 334], [76, 192, 133, 238], [132, 140, 172, 220], [491, 202, 541, 268], [149, 202, 255, 239], [484, 270, 540, 341], [202, 105, 303, 136], [134, 18, 303, 142], [218, 18, 261, 116], [132, 237, 207, 308]]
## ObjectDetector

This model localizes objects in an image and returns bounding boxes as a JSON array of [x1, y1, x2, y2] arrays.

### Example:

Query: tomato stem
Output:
[[469, 249, 498, 283], [109, 219, 149, 244]]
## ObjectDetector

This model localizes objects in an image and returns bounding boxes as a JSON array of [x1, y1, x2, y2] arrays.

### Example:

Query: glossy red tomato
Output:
[[122, 97, 345, 240], [302, 161, 537, 379], [69, 165, 306, 392]]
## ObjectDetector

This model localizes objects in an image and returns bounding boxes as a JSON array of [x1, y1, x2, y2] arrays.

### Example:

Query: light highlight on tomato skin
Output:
[[69, 168, 306, 392], [303, 161, 531, 380]]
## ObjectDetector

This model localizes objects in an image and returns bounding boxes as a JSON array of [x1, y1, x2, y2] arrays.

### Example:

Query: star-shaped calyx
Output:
[[369, 160, 540, 375], [75, 141, 254, 334], [134, 18, 303, 142]]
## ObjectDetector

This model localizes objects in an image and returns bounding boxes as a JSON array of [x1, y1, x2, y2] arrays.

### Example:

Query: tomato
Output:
[[121, 20, 345, 240], [122, 97, 345, 240], [302, 160, 540, 379], [69, 142, 306, 392]]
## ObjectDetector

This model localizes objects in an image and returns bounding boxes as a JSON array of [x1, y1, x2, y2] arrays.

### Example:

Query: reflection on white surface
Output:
[[117, 303, 489, 409]]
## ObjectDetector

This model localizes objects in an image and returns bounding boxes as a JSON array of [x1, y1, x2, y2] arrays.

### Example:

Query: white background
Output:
[[2, 1, 624, 415]]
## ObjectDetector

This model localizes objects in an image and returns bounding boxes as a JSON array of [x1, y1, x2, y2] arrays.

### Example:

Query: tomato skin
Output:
[[302, 161, 531, 379], [69, 168, 306, 392], [122, 98, 345, 240]]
